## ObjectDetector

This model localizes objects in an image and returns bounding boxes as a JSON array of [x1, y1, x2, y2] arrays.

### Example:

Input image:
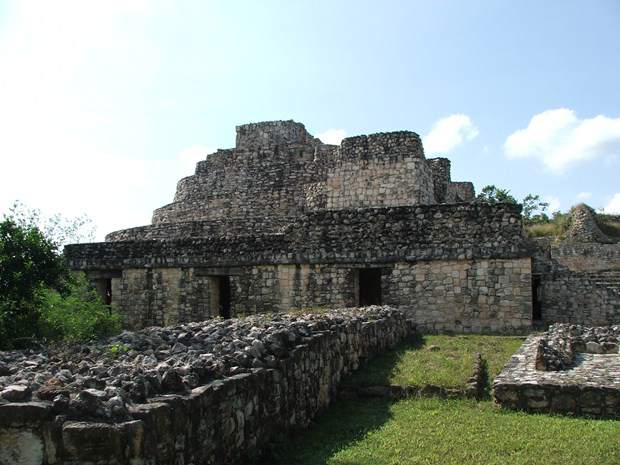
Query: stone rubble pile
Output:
[[535, 323, 619, 371], [0, 306, 403, 422]]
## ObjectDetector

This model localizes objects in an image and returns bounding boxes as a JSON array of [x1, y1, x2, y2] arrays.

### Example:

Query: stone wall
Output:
[[551, 242, 620, 272], [385, 258, 532, 333], [446, 182, 476, 203], [76, 258, 532, 332], [105, 216, 294, 242], [538, 270, 620, 326], [565, 203, 613, 243], [325, 132, 435, 209], [530, 230, 620, 327], [0, 307, 412, 465], [151, 125, 332, 224], [68, 204, 527, 271], [427, 158, 451, 204]]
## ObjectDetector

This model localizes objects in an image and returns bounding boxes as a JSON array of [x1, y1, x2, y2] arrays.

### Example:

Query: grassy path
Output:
[[268, 397, 620, 465], [345, 334, 524, 388], [264, 334, 620, 465]]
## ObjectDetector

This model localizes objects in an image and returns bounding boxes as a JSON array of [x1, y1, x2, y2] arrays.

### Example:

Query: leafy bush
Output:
[[37, 274, 121, 344], [0, 202, 115, 349], [476, 185, 518, 204], [0, 217, 69, 348], [525, 210, 572, 240]]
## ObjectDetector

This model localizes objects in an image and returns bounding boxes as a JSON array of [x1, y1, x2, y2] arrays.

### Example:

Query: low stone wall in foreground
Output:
[[0, 307, 412, 465]]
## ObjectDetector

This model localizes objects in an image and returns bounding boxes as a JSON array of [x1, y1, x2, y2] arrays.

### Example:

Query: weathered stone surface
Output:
[[61, 121, 542, 333], [1, 384, 31, 402], [0, 307, 412, 464], [534, 323, 619, 371], [0, 430, 44, 465], [494, 332, 620, 418], [565, 204, 612, 244]]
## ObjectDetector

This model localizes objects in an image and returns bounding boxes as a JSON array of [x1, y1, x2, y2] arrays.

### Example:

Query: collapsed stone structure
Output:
[[65, 120, 538, 333], [0, 307, 411, 464], [494, 323, 620, 417], [532, 204, 620, 326]]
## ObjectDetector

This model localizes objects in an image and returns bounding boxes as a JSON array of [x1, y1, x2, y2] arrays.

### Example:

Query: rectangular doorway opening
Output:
[[211, 276, 231, 319], [104, 278, 112, 306], [358, 268, 382, 307], [532, 274, 542, 321], [92, 278, 112, 306]]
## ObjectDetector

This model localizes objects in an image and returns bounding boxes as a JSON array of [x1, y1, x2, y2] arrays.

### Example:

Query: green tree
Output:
[[0, 218, 68, 347], [0, 202, 115, 349], [476, 185, 518, 204], [6, 200, 95, 247], [522, 194, 550, 224], [38, 274, 121, 343]]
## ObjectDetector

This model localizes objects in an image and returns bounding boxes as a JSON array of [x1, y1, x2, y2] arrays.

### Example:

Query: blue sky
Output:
[[1, 0, 619, 240]]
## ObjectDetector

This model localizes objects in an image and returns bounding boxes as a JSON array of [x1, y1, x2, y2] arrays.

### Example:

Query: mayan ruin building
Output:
[[4, 123, 620, 463], [65, 120, 620, 332]]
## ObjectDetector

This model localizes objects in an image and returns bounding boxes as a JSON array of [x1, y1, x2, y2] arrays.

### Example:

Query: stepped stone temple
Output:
[[65, 120, 620, 331]]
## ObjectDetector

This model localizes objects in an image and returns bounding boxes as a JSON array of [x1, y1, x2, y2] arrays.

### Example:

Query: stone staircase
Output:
[[586, 271, 620, 319], [587, 271, 620, 295]]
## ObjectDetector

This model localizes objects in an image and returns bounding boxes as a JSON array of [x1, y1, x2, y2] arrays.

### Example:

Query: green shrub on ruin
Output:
[[0, 201, 118, 349], [37, 274, 121, 344]]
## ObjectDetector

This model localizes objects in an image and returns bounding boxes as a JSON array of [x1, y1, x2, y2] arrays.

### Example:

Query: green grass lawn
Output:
[[267, 397, 620, 465], [264, 334, 620, 465], [345, 334, 525, 388]]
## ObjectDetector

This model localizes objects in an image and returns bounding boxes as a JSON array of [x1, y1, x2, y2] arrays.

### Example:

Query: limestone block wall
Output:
[[105, 216, 295, 242], [152, 142, 333, 224], [494, 334, 620, 418], [427, 157, 451, 203], [119, 268, 213, 329], [101, 259, 532, 332], [551, 243, 620, 272], [383, 258, 533, 332], [539, 271, 620, 326], [66, 204, 529, 271], [326, 132, 436, 209], [446, 182, 476, 202], [235, 264, 357, 315]]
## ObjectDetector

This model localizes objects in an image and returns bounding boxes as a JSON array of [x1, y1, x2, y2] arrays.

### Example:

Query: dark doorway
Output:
[[532, 274, 542, 321], [359, 268, 382, 306], [218, 276, 231, 319], [104, 278, 112, 306]]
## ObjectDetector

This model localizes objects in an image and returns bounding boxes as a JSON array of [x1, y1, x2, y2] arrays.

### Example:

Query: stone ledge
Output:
[[493, 335, 620, 417]]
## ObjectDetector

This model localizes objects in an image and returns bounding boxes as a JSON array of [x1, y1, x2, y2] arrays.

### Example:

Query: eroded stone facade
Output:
[[64, 120, 540, 332]]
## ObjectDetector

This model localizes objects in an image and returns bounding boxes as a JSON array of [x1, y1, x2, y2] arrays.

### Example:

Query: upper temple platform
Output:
[[105, 120, 475, 242]]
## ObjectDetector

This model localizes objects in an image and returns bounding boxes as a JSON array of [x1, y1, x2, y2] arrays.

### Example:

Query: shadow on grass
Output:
[[342, 333, 427, 386], [259, 398, 394, 465], [259, 336, 428, 464]]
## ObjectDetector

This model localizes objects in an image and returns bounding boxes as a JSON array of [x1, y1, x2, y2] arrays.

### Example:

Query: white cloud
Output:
[[504, 108, 620, 173], [576, 192, 592, 201], [604, 193, 620, 214], [423, 114, 479, 156], [544, 196, 561, 214], [317, 129, 346, 145], [177, 145, 213, 177]]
